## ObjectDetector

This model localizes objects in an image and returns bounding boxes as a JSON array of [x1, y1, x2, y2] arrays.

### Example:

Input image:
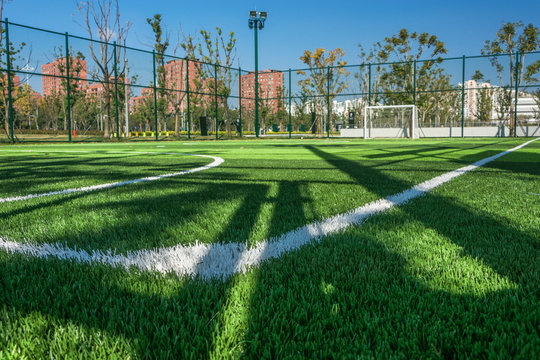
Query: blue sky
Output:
[[5, 0, 540, 70], [4, 0, 540, 95]]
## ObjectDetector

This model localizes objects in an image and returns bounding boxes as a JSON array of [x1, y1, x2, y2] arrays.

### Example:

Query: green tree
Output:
[[297, 48, 349, 135], [375, 29, 447, 103], [482, 21, 540, 135], [367, 29, 449, 132], [146, 14, 169, 133], [39, 92, 63, 131], [52, 48, 86, 131], [471, 70, 484, 81], [354, 45, 384, 124], [0, 17, 25, 139], [13, 83, 38, 129], [469, 72, 493, 124]]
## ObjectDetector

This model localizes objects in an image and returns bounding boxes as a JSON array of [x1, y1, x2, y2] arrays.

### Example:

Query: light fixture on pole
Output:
[[248, 11, 267, 137]]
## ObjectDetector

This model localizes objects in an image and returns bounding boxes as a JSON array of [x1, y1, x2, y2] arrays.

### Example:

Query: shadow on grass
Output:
[[0, 154, 209, 196], [0, 141, 538, 357]]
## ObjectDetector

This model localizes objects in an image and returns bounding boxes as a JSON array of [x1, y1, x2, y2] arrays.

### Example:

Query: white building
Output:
[[464, 79, 539, 122]]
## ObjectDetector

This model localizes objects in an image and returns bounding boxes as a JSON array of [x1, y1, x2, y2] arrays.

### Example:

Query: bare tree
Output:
[[1, 0, 26, 139], [197, 28, 237, 136], [75, 0, 130, 138]]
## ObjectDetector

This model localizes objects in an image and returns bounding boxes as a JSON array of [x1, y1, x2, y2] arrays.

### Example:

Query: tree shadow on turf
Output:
[[0, 142, 538, 358], [0, 153, 209, 196]]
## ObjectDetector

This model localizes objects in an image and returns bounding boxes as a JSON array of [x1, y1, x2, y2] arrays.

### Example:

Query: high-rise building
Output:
[[41, 57, 87, 96], [162, 59, 201, 112], [465, 80, 494, 120], [240, 70, 284, 113]]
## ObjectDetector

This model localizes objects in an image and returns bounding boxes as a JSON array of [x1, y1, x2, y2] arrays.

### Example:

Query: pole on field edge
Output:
[[152, 50, 158, 141], [4, 19, 14, 143]]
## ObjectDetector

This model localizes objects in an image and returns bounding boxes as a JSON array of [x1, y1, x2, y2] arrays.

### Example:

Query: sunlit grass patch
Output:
[[0, 138, 538, 358]]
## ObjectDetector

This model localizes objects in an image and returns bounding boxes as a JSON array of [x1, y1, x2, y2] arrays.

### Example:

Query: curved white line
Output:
[[0, 153, 224, 203], [0, 138, 538, 279]]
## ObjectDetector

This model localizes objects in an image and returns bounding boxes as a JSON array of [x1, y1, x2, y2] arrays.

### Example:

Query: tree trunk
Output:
[[509, 102, 515, 137], [104, 91, 111, 138], [175, 112, 180, 137], [329, 101, 333, 136], [3, 106, 8, 136], [225, 105, 231, 137]]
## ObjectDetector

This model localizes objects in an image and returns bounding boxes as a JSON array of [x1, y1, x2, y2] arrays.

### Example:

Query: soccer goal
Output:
[[363, 105, 417, 139]]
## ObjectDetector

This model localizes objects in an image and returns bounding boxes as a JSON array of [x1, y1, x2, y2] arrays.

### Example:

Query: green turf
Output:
[[0, 138, 538, 359]]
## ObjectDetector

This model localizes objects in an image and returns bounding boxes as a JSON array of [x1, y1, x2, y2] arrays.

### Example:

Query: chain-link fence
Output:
[[1, 19, 539, 142]]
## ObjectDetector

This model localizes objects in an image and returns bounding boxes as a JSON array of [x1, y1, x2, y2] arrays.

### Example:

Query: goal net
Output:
[[363, 105, 417, 139]]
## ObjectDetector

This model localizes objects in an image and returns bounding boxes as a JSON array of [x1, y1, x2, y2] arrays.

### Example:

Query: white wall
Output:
[[340, 126, 540, 138]]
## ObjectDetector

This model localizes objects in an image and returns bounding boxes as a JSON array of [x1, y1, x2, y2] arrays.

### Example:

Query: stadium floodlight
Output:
[[248, 11, 268, 138], [363, 105, 417, 139]]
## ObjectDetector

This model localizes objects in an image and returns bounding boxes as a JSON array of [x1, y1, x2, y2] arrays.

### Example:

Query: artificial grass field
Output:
[[0, 138, 539, 358]]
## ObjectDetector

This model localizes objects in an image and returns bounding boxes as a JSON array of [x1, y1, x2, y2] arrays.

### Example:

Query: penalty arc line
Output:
[[0, 138, 538, 279], [0, 153, 224, 203]]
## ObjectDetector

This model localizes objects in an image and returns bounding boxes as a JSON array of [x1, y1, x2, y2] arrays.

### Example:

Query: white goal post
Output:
[[363, 105, 417, 139]]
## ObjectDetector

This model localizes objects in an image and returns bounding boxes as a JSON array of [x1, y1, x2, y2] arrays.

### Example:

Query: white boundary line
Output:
[[0, 138, 538, 279], [0, 153, 224, 203]]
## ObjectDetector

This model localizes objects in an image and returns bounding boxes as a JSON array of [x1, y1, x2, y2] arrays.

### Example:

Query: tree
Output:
[[75, 0, 130, 138], [275, 85, 288, 131], [475, 85, 493, 123], [532, 89, 540, 122], [293, 87, 311, 131], [13, 83, 39, 129], [146, 14, 169, 133], [366, 29, 449, 132], [482, 21, 540, 135], [0, 8, 26, 139], [354, 45, 384, 124], [494, 86, 512, 123], [471, 70, 484, 81], [40, 92, 63, 131], [52, 47, 86, 131], [469, 72, 492, 123], [297, 48, 349, 136], [197, 28, 237, 136], [130, 95, 154, 132], [375, 29, 447, 102]]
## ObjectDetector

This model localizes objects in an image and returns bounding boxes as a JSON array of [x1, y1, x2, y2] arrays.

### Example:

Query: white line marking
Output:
[[0, 153, 224, 203], [0, 138, 538, 279]]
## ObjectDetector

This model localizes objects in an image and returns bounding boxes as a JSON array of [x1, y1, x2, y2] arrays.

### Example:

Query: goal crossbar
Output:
[[363, 105, 417, 139]]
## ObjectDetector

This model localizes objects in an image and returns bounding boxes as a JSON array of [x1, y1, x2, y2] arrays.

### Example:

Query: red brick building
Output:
[[1, 74, 21, 94], [240, 70, 284, 113], [131, 86, 154, 112], [41, 57, 87, 96], [163, 59, 203, 111], [86, 77, 129, 97]]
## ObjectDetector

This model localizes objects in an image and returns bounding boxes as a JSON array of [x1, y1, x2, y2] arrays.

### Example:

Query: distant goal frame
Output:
[[363, 104, 418, 139]]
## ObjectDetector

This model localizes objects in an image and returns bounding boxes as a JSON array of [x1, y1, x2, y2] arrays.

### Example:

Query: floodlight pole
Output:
[[65, 33, 72, 143], [254, 24, 259, 138], [124, 51, 129, 137], [249, 11, 266, 138]]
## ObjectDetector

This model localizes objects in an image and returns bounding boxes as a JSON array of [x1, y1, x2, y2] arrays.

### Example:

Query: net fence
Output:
[[1, 19, 539, 142]]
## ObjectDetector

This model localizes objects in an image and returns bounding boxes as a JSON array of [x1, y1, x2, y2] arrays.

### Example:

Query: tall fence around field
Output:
[[1, 19, 539, 143]]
